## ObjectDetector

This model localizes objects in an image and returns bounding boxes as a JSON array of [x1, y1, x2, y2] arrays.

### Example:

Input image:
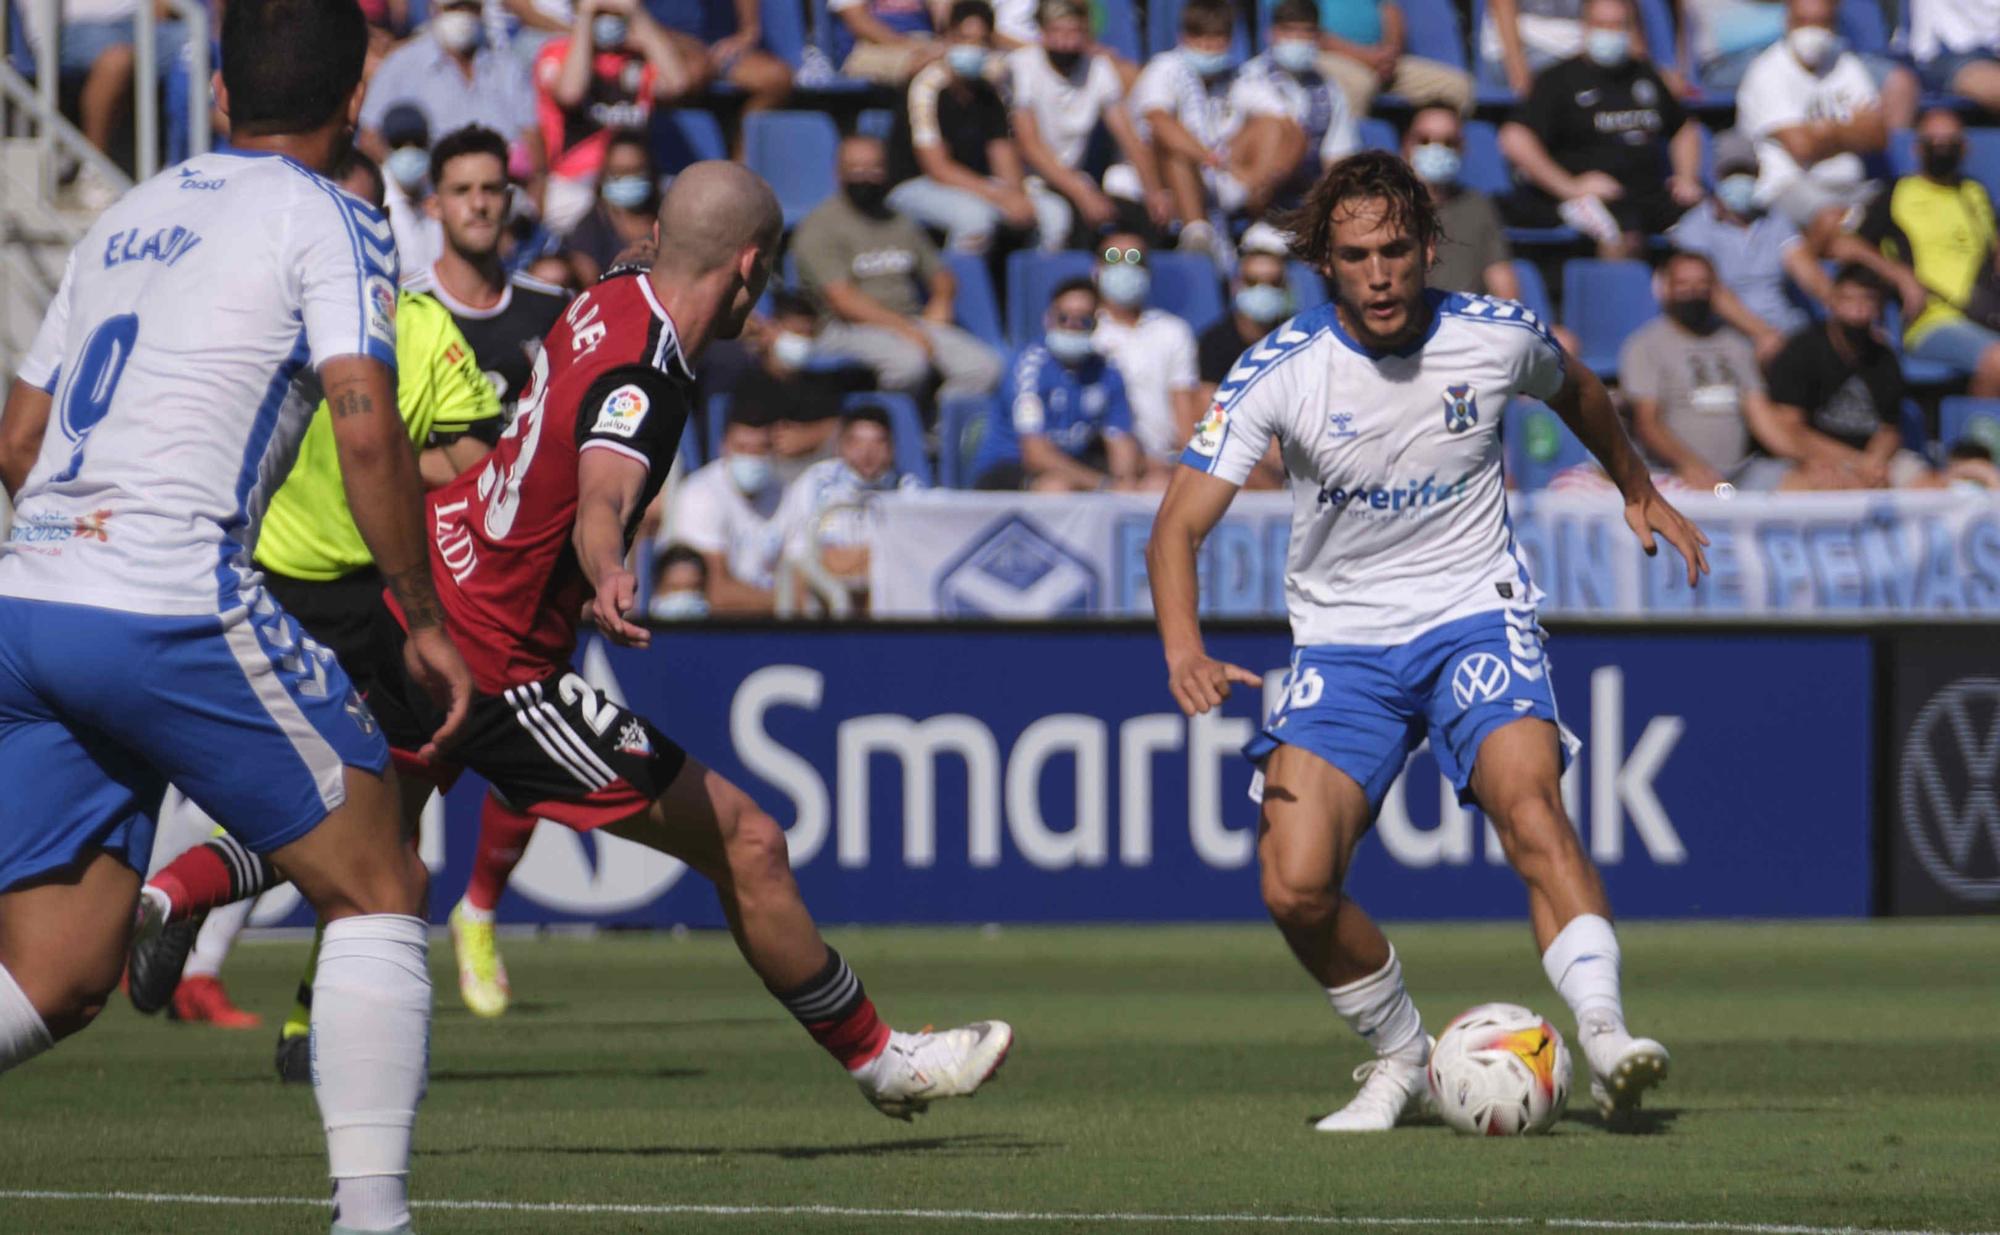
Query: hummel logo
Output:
[[1329, 411, 1357, 439]]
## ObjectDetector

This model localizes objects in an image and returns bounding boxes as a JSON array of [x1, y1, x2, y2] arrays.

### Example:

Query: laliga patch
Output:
[[365, 276, 396, 349], [593, 384, 651, 439], [1190, 402, 1228, 456]]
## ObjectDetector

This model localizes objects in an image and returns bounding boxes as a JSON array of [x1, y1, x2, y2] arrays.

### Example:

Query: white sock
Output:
[[0, 962, 53, 1073], [1326, 945, 1426, 1063], [452, 898, 493, 926], [1542, 913, 1625, 1032], [182, 897, 253, 980], [314, 914, 430, 1232]]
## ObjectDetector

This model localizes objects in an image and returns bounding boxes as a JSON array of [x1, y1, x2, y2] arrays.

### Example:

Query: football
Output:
[[1428, 1003, 1571, 1136]]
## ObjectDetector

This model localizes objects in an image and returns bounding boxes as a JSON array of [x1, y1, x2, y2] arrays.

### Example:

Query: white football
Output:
[[1428, 1002, 1570, 1136]]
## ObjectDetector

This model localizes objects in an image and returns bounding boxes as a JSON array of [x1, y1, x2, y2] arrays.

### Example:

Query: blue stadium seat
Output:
[[1562, 258, 1655, 378], [1358, 117, 1399, 153], [1146, 0, 1249, 62], [655, 110, 727, 172], [1838, 0, 1889, 56], [1940, 396, 2000, 453], [1468, 0, 1516, 104], [1288, 262, 1329, 312], [760, 0, 807, 68], [938, 392, 997, 488], [1508, 259, 1553, 323], [744, 111, 838, 228], [704, 392, 732, 463], [1503, 400, 1590, 490], [1398, 0, 1470, 70], [1461, 120, 1511, 197], [1881, 302, 1965, 386], [1634, 0, 1680, 76], [848, 392, 934, 484], [1004, 251, 1226, 345], [944, 252, 1006, 352], [680, 416, 706, 472], [1095, 0, 1143, 63], [856, 107, 896, 141], [1899, 398, 1931, 455], [7, 0, 32, 76]]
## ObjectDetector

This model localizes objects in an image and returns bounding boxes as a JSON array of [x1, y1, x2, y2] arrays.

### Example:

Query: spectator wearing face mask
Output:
[[1666, 130, 1828, 365], [735, 292, 871, 484], [1835, 108, 2000, 400], [1680, 0, 1916, 125], [1007, 0, 1154, 243], [1090, 230, 1200, 479], [886, 0, 1066, 252], [1236, 0, 1361, 202], [1498, 0, 1702, 259], [795, 135, 1005, 403], [560, 129, 661, 284], [1129, 0, 1303, 252], [1308, 0, 1473, 118], [1734, 0, 1887, 255], [1194, 228, 1293, 491], [667, 405, 786, 613], [772, 405, 926, 599], [647, 544, 712, 621], [534, 0, 687, 234], [360, 0, 543, 192], [1401, 106, 1518, 301], [378, 105, 444, 276], [974, 280, 1143, 491]]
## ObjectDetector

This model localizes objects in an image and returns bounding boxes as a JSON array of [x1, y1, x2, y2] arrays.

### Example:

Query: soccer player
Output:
[[1145, 151, 1708, 1131], [0, 1, 472, 1230], [129, 150, 501, 1077], [372, 159, 1012, 1118]]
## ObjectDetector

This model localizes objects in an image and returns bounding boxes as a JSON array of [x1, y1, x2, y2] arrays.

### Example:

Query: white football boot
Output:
[[1315, 1036, 1434, 1132], [1580, 1013, 1670, 1119], [853, 1021, 1014, 1120]]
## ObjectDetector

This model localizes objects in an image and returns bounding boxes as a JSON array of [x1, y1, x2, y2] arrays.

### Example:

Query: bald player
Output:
[[365, 162, 1016, 1118]]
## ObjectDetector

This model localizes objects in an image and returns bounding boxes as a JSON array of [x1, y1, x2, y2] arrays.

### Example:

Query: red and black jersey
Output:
[[423, 273, 689, 694]]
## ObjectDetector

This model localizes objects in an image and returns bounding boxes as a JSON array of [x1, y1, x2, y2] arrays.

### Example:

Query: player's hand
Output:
[[1167, 651, 1261, 717], [404, 626, 473, 762], [1623, 484, 1711, 587], [591, 568, 652, 648]]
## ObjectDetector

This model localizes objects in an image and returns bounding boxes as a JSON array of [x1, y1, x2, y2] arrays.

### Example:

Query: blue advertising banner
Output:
[[250, 628, 1876, 927]]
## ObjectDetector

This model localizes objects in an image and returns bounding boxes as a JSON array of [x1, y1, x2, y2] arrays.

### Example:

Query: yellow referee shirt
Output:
[[256, 290, 500, 582]]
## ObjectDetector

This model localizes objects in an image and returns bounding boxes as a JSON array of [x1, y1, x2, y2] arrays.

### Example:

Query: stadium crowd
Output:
[[15, 0, 2000, 617]]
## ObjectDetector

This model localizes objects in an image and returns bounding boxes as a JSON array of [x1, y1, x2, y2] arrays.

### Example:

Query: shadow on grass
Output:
[[428, 1065, 705, 1084], [517, 1132, 1057, 1162], [1560, 1105, 1680, 1136]]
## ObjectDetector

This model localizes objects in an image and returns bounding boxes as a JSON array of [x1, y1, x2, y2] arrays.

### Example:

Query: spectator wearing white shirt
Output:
[[1128, 0, 1303, 251], [1007, 0, 1153, 242], [667, 406, 784, 614], [1092, 229, 1201, 481], [772, 406, 924, 598], [377, 105, 444, 277], [1238, 0, 1361, 203], [1909, 0, 2000, 114], [1733, 0, 1885, 253]]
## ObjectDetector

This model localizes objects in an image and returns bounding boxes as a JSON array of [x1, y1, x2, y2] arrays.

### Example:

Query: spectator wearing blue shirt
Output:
[[974, 280, 1144, 491], [1665, 129, 1831, 365], [359, 0, 545, 194]]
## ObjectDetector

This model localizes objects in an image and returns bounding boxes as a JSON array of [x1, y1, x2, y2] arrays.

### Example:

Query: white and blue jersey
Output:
[[0, 151, 397, 891], [1183, 290, 1579, 808], [973, 343, 1134, 479]]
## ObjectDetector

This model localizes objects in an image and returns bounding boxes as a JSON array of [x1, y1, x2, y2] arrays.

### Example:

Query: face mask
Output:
[[1665, 297, 1716, 333], [947, 45, 989, 78], [649, 590, 710, 621], [728, 453, 773, 494], [1045, 328, 1096, 364], [1183, 46, 1233, 77], [1233, 283, 1292, 325], [1921, 141, 1964, 180], [771, 331, 814, 369], [593, 15, 629, 47], [1837, 320, 1875, 349], [385, 146, 429, 189], [1787, 25, 1839, 70], [1047, 48, 1083, 74], [601, 175, 652, 209], [431, 10, 482, 53], [843, 179, 889, 213], [1584, 28, 1630, 67], [1716, 173, 1758, 215], [1097, 262, 1151, 307], [1410, 142, 1462, 186], [1272, 38, 1318, 73]]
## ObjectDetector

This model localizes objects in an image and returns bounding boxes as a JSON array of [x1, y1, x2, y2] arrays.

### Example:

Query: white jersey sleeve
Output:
[[296, 184, 400, 373], [17, 250, 77, 393], [1504, 303, 1568, 401], [1178, 317, 1314, 485]]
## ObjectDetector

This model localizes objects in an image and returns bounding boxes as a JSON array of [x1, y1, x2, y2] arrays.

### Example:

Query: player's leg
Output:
[[1469, 719, 1668, 1119], [129, 790, 270, 1015], [448, 791, 535, 1018], [0, 851, 142, 1060], [1257, 743, 1431, 1132], [605, 758, 1012, 1119], [171, 896, 260, 1029]]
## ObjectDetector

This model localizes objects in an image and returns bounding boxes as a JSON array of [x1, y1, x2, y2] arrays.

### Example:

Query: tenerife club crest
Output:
[[1443, 383, 1479, 434]]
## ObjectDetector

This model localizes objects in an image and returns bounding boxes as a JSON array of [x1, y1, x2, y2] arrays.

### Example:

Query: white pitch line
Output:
[[0, 1190, 1990, 1235]]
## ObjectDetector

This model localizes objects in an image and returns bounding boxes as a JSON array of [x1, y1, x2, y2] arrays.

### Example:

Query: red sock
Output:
[[463, 795, 538, 913], [810, 997, 892, 1070], [771, 948, 891, 1069], [149, 837, 273, 923]]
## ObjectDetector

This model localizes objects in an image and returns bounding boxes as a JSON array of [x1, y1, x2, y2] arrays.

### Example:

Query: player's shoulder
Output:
[[509, 270, 573, 310], [1433, 289, 1559, 346]]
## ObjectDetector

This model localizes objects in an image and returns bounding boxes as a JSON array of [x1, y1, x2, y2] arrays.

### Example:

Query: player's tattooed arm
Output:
[[384, 563, 447, 631]]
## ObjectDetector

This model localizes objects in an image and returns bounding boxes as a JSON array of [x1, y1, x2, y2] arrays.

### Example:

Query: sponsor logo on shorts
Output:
[[593, 384, 650, 439], [345, 689, 378, 737], [1451, 652, 1512, 709]]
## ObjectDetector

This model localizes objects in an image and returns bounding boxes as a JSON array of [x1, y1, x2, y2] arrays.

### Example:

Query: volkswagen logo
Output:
[[1451, 653, 1512, 710], [1899, 678, 2000, 902]]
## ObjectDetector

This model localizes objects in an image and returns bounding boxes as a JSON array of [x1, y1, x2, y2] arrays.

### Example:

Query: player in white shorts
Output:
[[0, 1, 470, 1230], [1146, 150, 1710, 1131]]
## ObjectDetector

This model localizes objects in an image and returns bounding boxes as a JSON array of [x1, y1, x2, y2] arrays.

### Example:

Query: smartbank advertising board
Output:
[[249, 628, 1876, 927]]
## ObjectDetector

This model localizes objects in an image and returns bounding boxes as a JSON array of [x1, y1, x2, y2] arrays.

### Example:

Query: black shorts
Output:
[[366, 618, 688, 831], [258, 565, 399, 697]]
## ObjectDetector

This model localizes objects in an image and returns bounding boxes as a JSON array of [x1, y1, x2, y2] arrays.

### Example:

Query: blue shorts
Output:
[[1918, 50, 1998, 94], [57, 19, 188, 78], [1907, 316, 2000, 375], [1245, 608, 1578, 814], [0, 594, 388, 894]]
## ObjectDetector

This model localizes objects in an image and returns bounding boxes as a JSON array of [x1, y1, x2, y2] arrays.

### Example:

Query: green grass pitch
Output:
[[2, 921, 1996, 1234]]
